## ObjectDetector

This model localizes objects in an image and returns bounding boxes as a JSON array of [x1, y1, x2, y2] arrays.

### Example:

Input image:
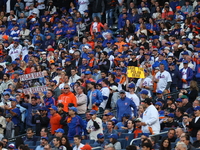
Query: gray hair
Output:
[[176, 142, 187, 150]]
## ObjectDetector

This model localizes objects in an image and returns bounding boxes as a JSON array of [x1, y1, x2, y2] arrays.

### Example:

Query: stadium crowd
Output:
[[1, 0, 200, 150]]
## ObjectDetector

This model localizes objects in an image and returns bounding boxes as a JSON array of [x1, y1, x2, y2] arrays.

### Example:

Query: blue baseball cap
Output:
[[55, 128, 64, 133], [35, 40, 41, 44], [45, 33, 51, 36], [14, 39, 20, 43], [93, 65, 99, 69], [11, 61, 18, 65], [122, 44, 129, 47], [39, 107, 47, 111], [108, 134, 118, 140], [61, 7, 66, 11], [3, 91, 10, 96], [0, 25, 6, 28], [85, 71, 91, 74], [97, 133, 104, 139], [49, 106, 58, 111], [156, 90, 163, 94], [128, 83, 135, 88], [152, 35, 159, 40], [65, 58, 71, 62], [176, 98, 182, 102], [194, 106, 200, 111], [165, 41, 171, 45], [85, 80, 91, 84], [89, 110, 97, 115], [155, 102, 162, 106], [142, 133, 150, 137], [196, 44, 200, 48], [183, 60, 189, 64], [169, 63, 175, 66], [57, 68, 62, 70], [41, 137, 48, 141], [182, 51, 189, 55], [84, 10, 89, 13], [105, 112, 114, 116], [140, 90, 148, 95], [69, 107, 77, 113], [50, 80, 57, 84], [167, 113, 174, 118], [88, 51, 95, 55]]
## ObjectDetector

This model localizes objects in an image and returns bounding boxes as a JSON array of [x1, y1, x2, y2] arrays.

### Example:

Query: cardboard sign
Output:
[[19, 72, 44, 81], [127, 66, 145, 78], [23, 86, 48, 95]]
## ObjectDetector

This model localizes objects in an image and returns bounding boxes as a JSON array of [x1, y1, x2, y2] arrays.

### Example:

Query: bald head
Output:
[[176, 128, 184, 138]]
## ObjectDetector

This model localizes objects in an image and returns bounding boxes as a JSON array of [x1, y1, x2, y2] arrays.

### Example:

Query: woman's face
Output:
[[0, 45, 3, 49], [61, 138, 66, 144], [163, 139, 169, 147], [156, 7, 160, 12], [126, 20, 130, 24], [139, 106, 144, 112], [170, 104, 176, 110]]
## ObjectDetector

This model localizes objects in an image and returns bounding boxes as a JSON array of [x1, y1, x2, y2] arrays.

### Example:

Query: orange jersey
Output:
[[50, 113, 62, 134]]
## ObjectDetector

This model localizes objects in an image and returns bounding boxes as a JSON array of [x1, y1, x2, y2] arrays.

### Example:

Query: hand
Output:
[[4, 105, 10, 110], [141, 122, 147, 126], [181, 79, 187, 83]]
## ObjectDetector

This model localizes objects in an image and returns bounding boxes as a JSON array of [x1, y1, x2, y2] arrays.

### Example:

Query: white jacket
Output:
[[142, 105, 160, 134]]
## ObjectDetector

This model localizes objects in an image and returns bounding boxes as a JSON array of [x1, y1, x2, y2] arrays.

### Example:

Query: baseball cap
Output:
[[176, 98, 182, 102], [181, 95, 188, 99], [89, 110, 97, 115], [142, 98, 152, 104], [122, 44, 129, 47], [119, 90, 126, 94], [41, 137, 48, 141], [3, 91, 10, 96], [10, 99, 17, 102], [135, 118, 142, 122], [55, 128, 64, 133], [183, 60, 189, 64], [156, 90, 163, 94], [50, 80, 57, 84], [85, 71, 91, 75], [140, 90, 148, 95], [49, 106, 58, 111], [108, 134, 118, 140], [8, 144, 15, 149], [97, 133, 104, 139], [110, 85, 118, 91], [80, 144, 92, 150], [5, 113, 12, 118], [167, 113, 174, 118], [182, 51, 189, 55], [128, 83, 135, 88], [105, 112, 114, 116], [155, 102, 162, 106], [69, 107, 77, 113], [194, 106, 200, 111]]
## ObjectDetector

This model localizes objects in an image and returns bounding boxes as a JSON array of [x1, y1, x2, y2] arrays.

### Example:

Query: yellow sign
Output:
[[127, 66, 145, 78]]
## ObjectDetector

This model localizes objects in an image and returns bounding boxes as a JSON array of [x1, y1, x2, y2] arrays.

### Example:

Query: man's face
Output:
[[53, 139, 59, 146], [74, 137, 81, 145], [63, 85, 70, 94], [107, 122, 113, 129], [193, 100, 199, 107], [41, 139, 48, 146], [168, 130, 175, 139], [142, 146, 149, 150], [68, 109, 75, 116], [176, 102, 182, 107], [11, 101, 16, 108], [181, 137, 188, 145], [50, 109, 56, 115], [182, 116, 188, 123], [120, 93, 126, 98], [71, 70, 76, 76], [27, 131, 34, 138], [31, 99, 37, 105], [3, 75, 8, 80]]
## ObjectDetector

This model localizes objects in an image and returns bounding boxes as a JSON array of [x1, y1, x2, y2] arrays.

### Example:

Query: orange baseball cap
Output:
[[176, 6, 181, 9], [2, 35, 8, 41], [80, 145, 92, 150]]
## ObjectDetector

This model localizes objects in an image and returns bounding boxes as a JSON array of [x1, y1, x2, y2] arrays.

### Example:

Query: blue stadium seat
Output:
[[36, 141, 40, 146], [24, 141, 34, 146], [82, 139, 95, 144], [120, 133, 134, 144], [133, 139, 141, 146], [192, 137, 197, 142], [118, 139, 127, 149], [29, 146, 36, 150]]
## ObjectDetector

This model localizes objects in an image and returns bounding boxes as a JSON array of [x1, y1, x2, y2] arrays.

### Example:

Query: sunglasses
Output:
[[64, 87, 69, 89]]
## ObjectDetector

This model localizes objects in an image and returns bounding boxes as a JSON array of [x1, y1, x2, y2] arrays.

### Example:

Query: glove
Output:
[[0, 124, 2, 128], [181, 79, 187, 83]]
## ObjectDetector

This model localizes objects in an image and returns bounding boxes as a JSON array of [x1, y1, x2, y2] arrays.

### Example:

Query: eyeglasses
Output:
[[64, 87, 69, 89], [183, 118, 188, 119], [2, 141, 7, 143]]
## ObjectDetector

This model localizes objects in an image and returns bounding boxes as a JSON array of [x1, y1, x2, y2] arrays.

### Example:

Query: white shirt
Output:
[[181, 68, 189, 89], [8, 44, 22, 61], [73, 143, 84, 150], [142, 105, 160, 134], [99, 87, 110, 109], [78, 0, 89, 14], [155, 70, 172, 92], [136, 77, 153, 97], [125, 92, 140, 107], [86, 117, 103, 140], [36, 0, 45, 10], [92, 22, 98, 32]]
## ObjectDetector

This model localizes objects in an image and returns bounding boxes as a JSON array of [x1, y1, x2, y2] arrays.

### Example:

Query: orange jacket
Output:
[[57, 92, 77, 112], [115, 41, 126, 53], [50, 113, 62, 134], [90, 22, 104, 35]]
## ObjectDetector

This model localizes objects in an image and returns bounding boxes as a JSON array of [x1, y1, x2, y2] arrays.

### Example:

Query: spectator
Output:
[[73, 135, 84, 150], [106, 134, 121, 150], [35, 137, 48, 150], [22, 128, 38, 145], [104, 120, 118, 135], [180, 134, 196, 150], [141, 98, 160, 134], [76, 86, 87, 118], [49, 106, 62, 135], [66, 107, 85, 140], [93, 133, 108, 148], [193, 130, 200, 148]]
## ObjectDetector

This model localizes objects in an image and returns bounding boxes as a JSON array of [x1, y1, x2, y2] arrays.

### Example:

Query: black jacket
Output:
[[92, 0, 105, 13], [189, 117, 200, 137]]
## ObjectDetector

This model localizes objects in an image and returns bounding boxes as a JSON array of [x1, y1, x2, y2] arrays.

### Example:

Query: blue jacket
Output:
[[152, 60, 168, 70], [195, 64, 200, 80], [146, 23, 160, 32], [66, 115, 85, 140], [180, 67, 193, 86], [87, 89, 103, 106], [116, 96, 137, 121], [20, 102, 40, 127]]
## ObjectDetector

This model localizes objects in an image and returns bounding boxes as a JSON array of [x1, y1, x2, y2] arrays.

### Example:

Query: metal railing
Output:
[[130, 131, 168, 145]]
